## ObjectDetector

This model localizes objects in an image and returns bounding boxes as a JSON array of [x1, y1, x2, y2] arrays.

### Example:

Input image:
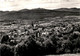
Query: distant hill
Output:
[[0, 8, 80, 20], [54, 8, 80, 12]]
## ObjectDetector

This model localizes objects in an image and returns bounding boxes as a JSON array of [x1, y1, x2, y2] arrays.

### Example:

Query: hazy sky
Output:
[[0, 0, 80, 11]]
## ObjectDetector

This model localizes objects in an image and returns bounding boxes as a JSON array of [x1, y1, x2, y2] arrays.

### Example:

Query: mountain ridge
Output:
[[0, 8, 80, 20]]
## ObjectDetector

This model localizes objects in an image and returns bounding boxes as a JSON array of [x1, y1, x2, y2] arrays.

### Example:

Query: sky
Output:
[[0, 0, 80, 11]]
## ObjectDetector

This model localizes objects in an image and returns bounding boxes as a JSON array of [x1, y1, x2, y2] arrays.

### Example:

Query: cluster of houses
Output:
[[0, 21, 78, 46]]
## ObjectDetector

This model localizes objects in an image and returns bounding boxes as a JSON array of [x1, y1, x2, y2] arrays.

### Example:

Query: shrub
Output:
[[0, 44, 14, 56]]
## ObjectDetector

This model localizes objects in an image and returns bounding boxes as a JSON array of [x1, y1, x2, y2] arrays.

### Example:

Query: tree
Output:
[[0, 44, 14, 56]]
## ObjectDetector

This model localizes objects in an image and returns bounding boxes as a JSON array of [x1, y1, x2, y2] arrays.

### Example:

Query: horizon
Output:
[[0, 0, 80, 11], [0, 7, 80, 12]]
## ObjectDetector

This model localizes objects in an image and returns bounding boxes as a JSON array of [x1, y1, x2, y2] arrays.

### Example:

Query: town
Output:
[[0, 16, 80, 56]]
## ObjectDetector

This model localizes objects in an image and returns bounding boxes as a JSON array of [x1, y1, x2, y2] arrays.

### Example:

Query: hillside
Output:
[[0, 8, 80, 56], [0, 8, 80, 21]]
